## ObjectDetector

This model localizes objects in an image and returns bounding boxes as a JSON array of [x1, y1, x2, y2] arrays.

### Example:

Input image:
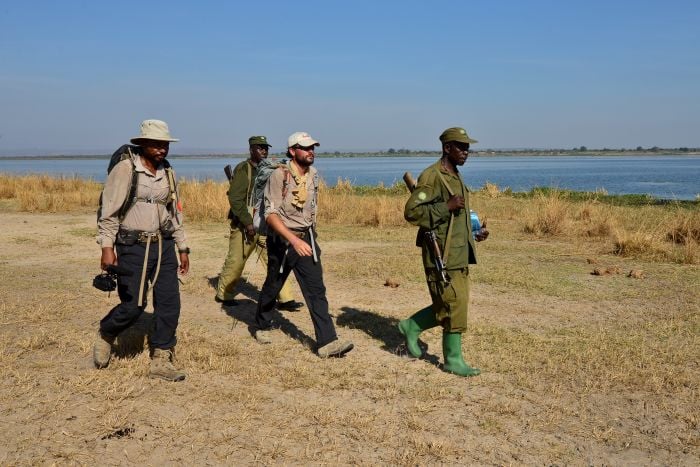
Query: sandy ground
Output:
[[0, 212, 698, 465]]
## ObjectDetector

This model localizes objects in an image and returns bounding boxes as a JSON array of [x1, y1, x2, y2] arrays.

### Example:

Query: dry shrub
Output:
[[523, 190, 570, 236], [0, 175, 19, 199], [576, 202, 617, 237], [612, 229, 658, 258], [664, 210, 700, 244], [480, 182, 503, 198]]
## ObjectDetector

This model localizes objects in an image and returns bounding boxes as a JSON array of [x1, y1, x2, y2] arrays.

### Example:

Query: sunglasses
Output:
[[294, 145, 316, 152]]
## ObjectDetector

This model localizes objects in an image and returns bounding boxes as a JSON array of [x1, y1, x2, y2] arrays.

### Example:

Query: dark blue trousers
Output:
[[255, 232, 337, 347], [99, 238, 180, 350]]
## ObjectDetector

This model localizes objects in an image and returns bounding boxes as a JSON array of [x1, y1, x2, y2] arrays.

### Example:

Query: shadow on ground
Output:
[[113, 311, 153, 358], [207, 275, 265, 302], [336, 306, 440, 366], [214, 280, 315, 349]]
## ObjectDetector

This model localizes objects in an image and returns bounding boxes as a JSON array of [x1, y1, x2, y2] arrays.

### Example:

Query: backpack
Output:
[[251, 159, 320, 235], [97, 144, 177, 223], [251, 158, 290, 235]]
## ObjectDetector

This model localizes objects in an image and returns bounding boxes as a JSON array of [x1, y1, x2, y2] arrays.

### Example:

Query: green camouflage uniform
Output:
[[404, 159, 477, 333]]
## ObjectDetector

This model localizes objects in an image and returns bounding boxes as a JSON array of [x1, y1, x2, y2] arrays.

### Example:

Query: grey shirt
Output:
[[97, 156, 187, 249]]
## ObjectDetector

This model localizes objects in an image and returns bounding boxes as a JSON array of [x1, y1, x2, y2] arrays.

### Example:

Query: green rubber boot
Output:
[[398, 306, 438, 358], [442, 332, 480, 377]]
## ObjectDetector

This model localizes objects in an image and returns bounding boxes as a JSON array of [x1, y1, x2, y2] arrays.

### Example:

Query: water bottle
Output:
[[470, 210, 481, 239]]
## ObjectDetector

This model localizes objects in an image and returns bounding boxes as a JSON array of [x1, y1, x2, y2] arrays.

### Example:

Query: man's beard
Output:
[[295, 156, 314, 167]]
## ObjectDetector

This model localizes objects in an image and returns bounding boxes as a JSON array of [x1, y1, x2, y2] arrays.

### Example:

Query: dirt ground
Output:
[[0, 212, 698, 465]]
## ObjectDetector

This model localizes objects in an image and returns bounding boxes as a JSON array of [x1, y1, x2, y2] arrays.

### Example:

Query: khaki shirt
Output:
[[97, 156, 187, 249], [404, 159, 477, 270], [264, 165, 317, 231]]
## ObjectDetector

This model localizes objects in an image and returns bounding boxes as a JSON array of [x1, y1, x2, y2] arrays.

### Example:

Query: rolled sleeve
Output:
[[97, 160, 133, 248], [263, 168, 286, 218], [169, 168, 188, 250]]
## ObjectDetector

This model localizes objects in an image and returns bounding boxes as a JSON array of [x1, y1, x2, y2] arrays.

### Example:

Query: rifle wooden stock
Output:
[[403, 172, 416, 192]]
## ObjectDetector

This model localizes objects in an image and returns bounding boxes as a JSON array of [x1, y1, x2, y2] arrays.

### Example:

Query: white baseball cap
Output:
[[287, 131, 319, 148]]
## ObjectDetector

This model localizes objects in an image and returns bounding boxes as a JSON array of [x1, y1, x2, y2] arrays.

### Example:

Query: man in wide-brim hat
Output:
[[94, 119, 190, 382]]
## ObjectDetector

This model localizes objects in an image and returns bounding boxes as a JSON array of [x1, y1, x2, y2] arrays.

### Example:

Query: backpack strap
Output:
[[117, 153, 178, 222], [281, 167, 291, 199], [117, 148, 139, 222], [245, 161, 253, 207], [436, 170, 455, 263]]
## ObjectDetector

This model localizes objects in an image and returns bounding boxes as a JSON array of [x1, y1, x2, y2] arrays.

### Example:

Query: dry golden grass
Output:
[[0, 174, 102, 212], [523, 189, 570, 236], [0, 173, 698, 265]]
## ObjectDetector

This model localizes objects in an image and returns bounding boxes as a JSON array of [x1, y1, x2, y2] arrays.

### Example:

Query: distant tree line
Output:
[[574, 146, 698, 152]]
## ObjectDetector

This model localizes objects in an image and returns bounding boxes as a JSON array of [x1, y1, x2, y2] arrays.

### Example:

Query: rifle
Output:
[[224, 164, 233, 181], [403, 172, 450, 283]]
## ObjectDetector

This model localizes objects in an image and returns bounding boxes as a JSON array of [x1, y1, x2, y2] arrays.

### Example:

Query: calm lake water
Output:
[[1, 155, 698, 200]]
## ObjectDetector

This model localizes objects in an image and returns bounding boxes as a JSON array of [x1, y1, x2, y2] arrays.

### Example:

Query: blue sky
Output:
[[1, 0, 698, 154]]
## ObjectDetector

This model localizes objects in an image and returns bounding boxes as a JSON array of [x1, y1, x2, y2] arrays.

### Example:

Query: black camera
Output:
[[92, 264, 133, 292], [93, 273, 117, 292]]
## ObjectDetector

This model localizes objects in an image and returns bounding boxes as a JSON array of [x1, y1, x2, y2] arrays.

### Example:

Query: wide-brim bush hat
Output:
[[130, 119, 179, 143]]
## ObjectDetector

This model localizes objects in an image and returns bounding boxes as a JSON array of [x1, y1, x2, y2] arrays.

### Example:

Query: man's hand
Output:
[[475, 219, 489, 242], [244, 224, 256, 243], [446, 195, 465, 212], [101, 247, 117, 270], [290, 237, 313, 256], [179, 252, 190, 275]]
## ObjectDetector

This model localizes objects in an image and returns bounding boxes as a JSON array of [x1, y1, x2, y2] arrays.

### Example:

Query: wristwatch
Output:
[[178, 247, 191, 254]]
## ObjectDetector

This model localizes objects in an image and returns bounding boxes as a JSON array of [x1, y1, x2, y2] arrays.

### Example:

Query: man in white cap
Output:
[[214, 135, 303, 311], [94, 119, 190, 381], [253, 132, 353, 358]]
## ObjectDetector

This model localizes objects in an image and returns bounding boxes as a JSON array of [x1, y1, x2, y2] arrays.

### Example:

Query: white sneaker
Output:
[[317, 339, 354, 358]]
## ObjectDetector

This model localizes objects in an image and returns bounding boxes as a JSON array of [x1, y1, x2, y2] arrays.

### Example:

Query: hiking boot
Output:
[[442, 332, 480, 377], [149, 348, 186, 382], [317, 339, 354, 358], [254, 329, 273, 344], [93, 332, 115, 369], [277, 300, 304, 312]]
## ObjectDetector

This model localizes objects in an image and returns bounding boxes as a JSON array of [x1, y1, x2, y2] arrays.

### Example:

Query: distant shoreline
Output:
[[0, 150, 699, 160]]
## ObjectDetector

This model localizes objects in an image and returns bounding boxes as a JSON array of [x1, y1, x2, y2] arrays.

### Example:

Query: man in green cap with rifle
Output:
[[401, 127, 489, 377], [215, 136, 303, 311]]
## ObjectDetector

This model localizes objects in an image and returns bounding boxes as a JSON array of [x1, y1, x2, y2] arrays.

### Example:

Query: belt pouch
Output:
[[116, 229, 138, 246]]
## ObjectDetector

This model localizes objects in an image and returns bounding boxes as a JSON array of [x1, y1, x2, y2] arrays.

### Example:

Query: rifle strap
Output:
[[436, 170, 455, 264], [245, 161, 253, 206]]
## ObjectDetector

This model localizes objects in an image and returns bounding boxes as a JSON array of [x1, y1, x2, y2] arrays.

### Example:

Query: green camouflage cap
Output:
[[439, 127, 478, 144], [248, 135, 271, 147]]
